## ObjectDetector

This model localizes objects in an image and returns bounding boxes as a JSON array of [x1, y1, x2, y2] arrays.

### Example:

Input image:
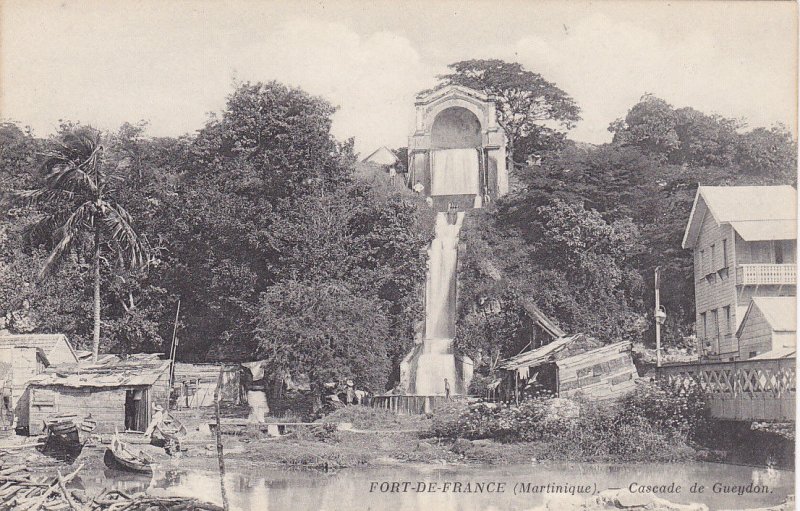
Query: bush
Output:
[[617, 381, 708, 441], [430, 399, 552, 442], [428, 381, 708, 462], [290, 422, 339, 443]]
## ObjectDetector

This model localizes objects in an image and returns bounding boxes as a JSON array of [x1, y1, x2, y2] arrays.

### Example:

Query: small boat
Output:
[[154, 413, 187, 441], [104, 433, 155, 474], [150, 413, 187, 455]]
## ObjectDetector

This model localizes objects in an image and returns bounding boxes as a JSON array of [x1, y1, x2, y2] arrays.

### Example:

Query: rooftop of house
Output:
[[362, 146, 399, 166], [682, 185, 797, 249], [0, 332, 78, 360], [498, 334, 602, 371], [28, 353, 169, 389], [520, 300, 567, 339], [738, 296, 797, 337], [749, 346, 796, 360]]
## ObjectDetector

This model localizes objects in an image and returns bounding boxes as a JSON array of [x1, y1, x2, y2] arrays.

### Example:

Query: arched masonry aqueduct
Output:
[[407, 85, 508, 212]]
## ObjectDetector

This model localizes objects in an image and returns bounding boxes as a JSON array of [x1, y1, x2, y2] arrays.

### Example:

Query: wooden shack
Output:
[[497, 335, 638, 402], [171, 363, 242, 408], [0, 346, 48, 429], [26, 355, 170, 435]]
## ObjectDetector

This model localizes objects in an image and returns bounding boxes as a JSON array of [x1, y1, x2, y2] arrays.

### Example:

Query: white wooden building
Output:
[[682, 186, 796, 360]]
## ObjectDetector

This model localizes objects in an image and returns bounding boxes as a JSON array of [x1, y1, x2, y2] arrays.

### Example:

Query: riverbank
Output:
[[5, 397, 790, 474], [163, 402, 702, 469]]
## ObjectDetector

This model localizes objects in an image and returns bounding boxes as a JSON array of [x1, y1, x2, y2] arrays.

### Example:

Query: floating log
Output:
[[0, 462, 225, 510]]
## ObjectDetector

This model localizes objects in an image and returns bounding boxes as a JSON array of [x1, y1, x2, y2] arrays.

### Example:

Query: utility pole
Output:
[[167, 299, 181, 412], [654, 267, 667, 369]]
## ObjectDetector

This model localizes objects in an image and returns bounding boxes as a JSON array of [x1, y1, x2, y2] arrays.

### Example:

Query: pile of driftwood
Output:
[[0, 464, 223, 511]]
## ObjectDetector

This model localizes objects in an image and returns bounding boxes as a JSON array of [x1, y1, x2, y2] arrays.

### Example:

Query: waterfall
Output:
[[425, 212, 463, 338], [409, 211, 465, 395]]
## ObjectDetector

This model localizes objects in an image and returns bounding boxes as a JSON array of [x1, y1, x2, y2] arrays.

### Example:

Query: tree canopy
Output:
[[436, 59, 581, 166], [2, 81, 433, 392], [1, 77, 796, 390]]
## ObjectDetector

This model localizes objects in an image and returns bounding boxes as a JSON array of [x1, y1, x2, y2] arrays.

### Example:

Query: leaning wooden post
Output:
[[214, 366, 230, 511]]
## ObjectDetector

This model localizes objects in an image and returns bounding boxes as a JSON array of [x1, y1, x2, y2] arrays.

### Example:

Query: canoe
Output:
[[104, 434, 155, 474], [154, 413, 187, 441]]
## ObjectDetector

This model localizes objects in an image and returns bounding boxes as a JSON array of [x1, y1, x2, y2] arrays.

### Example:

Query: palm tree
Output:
[[23, 127, 149, 362]]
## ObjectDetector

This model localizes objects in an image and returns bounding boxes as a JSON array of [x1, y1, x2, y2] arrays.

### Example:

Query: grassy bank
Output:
[[44, 382, 781, 471], [187, 383, 709, 468]]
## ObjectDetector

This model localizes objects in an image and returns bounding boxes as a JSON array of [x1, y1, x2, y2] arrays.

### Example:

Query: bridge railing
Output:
[[657, 358, 795, 422]]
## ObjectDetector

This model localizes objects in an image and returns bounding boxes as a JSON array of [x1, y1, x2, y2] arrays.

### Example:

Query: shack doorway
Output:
[[124, 389, 149, 432]]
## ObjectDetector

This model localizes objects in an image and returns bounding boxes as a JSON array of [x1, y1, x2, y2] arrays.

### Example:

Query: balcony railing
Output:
[[736, 264, 796, 286]]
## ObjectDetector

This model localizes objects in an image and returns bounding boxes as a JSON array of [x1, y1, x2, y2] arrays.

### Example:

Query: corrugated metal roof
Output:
[[682, 186, 797, 249], [749, 347, 796, 360], [498, 334, 582, 371], [699, 186, 796, 222], [521, 300, 566, 339], [729, 220, 797, 241], [28, 359, 169, 389], [752, 297, 797, 332]]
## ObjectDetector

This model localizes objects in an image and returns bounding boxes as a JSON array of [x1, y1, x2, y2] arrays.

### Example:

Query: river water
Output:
[[74, 462, 793, 511]]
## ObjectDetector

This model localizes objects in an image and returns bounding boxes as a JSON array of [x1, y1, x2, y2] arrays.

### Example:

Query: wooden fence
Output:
[[658, 358, 795, 422]]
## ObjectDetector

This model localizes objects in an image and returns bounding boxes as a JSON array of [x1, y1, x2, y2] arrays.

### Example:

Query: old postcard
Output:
[[0, 1, 796, 510]]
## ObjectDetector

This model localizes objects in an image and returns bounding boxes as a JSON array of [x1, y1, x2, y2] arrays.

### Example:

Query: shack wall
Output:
[[556, 343, 637, 399], [150, 367, 171, 409], [0, 347, 46, 429], [28, 386, 131, 435]]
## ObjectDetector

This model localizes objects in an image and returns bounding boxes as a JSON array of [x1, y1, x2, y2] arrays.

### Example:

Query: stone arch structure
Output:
[[431, 107, 482, 149], [408, 85, 508, 211]]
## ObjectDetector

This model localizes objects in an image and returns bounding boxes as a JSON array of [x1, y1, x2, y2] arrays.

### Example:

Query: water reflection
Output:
[[75, 463, 793, 511]]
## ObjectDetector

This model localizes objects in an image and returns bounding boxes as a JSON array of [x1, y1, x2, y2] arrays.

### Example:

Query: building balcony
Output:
[[736, 264, 796, 286]]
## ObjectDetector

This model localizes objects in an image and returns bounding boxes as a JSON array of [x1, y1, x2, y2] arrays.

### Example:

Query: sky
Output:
[[1, 0, 797, 156]]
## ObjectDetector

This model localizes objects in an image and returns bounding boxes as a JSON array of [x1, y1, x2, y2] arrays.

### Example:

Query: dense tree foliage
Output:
[[457, 93, 796, 374], [1, 81, 432, 392], [1, 75, 795, 390], [436, 59, 581, 166]]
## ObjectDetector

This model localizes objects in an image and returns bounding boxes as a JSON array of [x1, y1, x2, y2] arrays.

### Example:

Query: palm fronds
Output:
[[102, 202, 150, 269]]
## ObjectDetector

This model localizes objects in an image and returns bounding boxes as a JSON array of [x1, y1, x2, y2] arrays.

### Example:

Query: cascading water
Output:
[[425, 212, 462, 339], [404, 211, 468, 395]]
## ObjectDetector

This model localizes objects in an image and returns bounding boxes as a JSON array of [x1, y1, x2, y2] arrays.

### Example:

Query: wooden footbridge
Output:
[[657, 358, 795, 422]]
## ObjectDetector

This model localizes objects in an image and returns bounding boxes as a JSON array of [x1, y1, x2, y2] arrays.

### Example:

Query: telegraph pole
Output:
[[654, 267, 666, 369]]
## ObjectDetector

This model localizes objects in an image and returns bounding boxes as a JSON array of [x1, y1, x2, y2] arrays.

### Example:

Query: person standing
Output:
[[444, 378, 451, 399]]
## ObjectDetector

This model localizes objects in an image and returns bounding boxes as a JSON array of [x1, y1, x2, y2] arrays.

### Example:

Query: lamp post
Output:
[[654, 267, 667, 369]]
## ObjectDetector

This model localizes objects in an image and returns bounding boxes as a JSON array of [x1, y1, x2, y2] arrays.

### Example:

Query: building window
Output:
[[700, 312, 707, 339], [710, 244, 716, 272], [722, 239, 728, 268], [711, 309, 719, 339], [724, 306, 731, 334], [749, 351, 758, 358], [774, 241, 784, 264]]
